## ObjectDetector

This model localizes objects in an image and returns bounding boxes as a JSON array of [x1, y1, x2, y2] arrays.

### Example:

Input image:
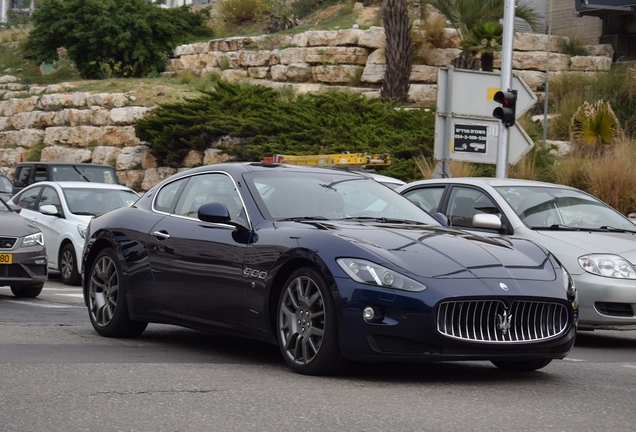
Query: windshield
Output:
[[495, 185, 636, 230], [51, 165, 118, 183], [0, 175, 11, 193], [245, 170, 439, 224], [63, 188, 139, 215]]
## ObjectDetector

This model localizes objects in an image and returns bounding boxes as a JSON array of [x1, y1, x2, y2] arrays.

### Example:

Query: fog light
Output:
[[363, 306, 383, 323], [34, 259, 47, 265]]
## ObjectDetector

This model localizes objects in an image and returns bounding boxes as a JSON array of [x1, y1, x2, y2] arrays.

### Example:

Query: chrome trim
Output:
[[437, 299, 570, 342]]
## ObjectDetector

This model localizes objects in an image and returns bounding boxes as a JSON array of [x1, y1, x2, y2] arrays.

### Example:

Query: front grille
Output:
[[437, 300, 570, 343], [595, 302, 634, 317], [0, 264, 29, 278], [0, 236, 17, 249]]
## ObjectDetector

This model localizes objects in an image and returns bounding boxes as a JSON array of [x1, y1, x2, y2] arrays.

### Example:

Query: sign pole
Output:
[[496, 0, 516, 179]]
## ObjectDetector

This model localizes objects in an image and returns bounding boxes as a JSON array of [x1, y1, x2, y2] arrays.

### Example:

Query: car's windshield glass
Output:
[[245, 170, 439, 224], [63, 188, 138, 215], [0, 175, 11, 192], [51, 166, 117, 184], [495, 185, 635, 230], [0, 199, 9, 212]]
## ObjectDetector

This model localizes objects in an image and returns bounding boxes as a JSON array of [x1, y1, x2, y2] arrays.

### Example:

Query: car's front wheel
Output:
[[59, 243, 81, 286], [10, 283, 43, 298], [87, 248, 147, 338], [277, 267, 347, 375], [491, 358, 553, 371]]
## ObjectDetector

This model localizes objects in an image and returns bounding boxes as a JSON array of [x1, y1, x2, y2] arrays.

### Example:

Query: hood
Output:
[[1, 212, 42, 237], [313, 222, 556, 281], [530, 230, 636, 263]]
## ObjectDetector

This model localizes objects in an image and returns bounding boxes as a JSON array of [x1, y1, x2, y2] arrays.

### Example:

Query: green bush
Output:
[[134, 82, 435, 181], [23, 0, 212, 79]]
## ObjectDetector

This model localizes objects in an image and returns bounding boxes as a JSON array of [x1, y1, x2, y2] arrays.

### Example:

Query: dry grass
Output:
[[415, 155, 479, 179]]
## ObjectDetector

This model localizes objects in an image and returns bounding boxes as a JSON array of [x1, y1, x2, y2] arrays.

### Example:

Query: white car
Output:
[[8, 181, 139, 285], [397, 177, 636, 331]]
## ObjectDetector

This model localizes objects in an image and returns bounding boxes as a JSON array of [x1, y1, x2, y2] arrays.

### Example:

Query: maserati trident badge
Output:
[[497, 310, 513, 335]]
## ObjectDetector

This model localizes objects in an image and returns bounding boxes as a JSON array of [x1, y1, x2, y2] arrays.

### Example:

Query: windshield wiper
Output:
[[341, 216, 429, 225], [595, 226, 636, 233], [531, 224, 579, 231], [278, 216, 329, 222]]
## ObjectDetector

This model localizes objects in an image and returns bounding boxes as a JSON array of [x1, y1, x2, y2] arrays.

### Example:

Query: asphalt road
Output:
[[1, 274, 636, 432]]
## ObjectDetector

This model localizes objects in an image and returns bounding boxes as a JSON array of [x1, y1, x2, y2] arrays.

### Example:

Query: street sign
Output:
[[434, 68, 538, 169], [435, 118, 533, 165]]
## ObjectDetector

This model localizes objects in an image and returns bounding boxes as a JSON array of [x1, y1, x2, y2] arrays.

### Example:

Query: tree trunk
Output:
[[381, 0, 413, 102]]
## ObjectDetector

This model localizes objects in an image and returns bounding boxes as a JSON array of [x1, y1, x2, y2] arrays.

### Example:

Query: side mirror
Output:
[[431, 212, 449, 227], [40, 204, 60, 216], [473, 213, 502, 230]]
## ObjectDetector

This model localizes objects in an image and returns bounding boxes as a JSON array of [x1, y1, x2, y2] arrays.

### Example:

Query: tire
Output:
[[87, 248, 147, 338], [10, 283, 44, 298], [59, 243, 81, 286], [491, 358, 553, 372], [277, 267, 348, 375]]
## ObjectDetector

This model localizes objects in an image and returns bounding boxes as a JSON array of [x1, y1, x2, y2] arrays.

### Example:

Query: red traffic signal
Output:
[[493, 90, 517, 127]]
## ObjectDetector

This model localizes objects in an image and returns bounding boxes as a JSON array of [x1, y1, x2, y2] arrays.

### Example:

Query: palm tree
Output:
[[381, 0, 413, 102], [425, 0, 540, 36], [460, 21, 503, 72]]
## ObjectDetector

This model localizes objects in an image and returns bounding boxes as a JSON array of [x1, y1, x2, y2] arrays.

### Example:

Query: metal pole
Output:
[[441, 66, 454, 178], [542, 0, 553, 147], [496, 0, 516, 179]]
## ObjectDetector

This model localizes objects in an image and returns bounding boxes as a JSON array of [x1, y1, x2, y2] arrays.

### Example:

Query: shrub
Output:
[[219, 0, 270, 24], [134, 82, 435, 181], [570, 100, 624, 154], [23, 0, 213, 79]]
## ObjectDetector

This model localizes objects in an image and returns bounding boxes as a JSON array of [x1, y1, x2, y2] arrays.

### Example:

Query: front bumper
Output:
[[0, 249, 48, 287], [573, 272, 636, 330], [334, 277, 577, 362]]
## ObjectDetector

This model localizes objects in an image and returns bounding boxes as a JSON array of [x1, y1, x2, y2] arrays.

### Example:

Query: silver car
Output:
[[397, 177, 636, 331]]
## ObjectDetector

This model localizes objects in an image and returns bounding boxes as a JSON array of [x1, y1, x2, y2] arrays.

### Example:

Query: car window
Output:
[[51, 165, 117, 183], [155, 177, 188, 213], [447, 187, 499, 229], [64, 188, 138, 215], [39, 186, 63, 214], [174, 173, 244, 220], [15, 186, 43, 210], [13, 166, 32, 189], [0, 175, 11, 193], [402, 186, 445, 213], [495, 185, 636, 229], [247, 170, 439, 224]]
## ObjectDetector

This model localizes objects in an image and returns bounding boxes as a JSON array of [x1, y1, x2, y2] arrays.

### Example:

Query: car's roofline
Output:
[[19, 181, 135, 191], [398, 177, 577, 190]]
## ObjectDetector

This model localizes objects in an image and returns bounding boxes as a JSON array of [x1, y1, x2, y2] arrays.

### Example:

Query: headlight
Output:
[[561, 267, 576, 297], [337, 258, 427, 292], [578, 254, 636, 279], [23, 232, 44, 247], [77, 224, 87, 239]]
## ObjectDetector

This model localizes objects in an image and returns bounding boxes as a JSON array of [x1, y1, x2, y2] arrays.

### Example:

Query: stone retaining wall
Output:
[[0, 26, 615, 191]]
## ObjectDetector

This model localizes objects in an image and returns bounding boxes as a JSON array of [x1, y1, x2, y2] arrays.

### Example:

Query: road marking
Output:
[[4, 300, 83, 309], [563, 358, 586, 362], [57, 293, 84, 298]]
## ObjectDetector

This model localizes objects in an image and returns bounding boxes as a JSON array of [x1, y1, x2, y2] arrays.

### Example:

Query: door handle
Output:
[[152, 230, 170, 240]]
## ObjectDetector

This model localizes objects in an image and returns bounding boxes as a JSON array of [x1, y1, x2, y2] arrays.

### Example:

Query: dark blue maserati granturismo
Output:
[[82, 162, 578, 375]]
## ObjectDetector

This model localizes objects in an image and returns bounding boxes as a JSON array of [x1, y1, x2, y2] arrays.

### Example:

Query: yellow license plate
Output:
[[0, 253, 12, 264]]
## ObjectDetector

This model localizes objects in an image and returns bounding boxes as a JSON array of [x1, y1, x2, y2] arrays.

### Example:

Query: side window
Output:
[[447, 187, 499, 229], [34, 166, 48, 182], [39, 186, 63, 213], [174, 173, 244, 220], [16, 186, 43, 210], [155, 178, 188, 213], [402, 186, 445, 213], [13, 166, 32, 188]]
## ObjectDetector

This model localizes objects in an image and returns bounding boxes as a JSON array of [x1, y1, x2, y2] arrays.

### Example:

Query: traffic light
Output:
[[493, 90, 517, 127]]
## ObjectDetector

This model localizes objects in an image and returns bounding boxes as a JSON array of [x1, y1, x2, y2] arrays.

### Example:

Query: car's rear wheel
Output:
[[59, 243, 81, 286], [88, 248, 147, 338], [10, 283, 43, 298], [491, 358, 553, 371], [277, 267, 347, 375]]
